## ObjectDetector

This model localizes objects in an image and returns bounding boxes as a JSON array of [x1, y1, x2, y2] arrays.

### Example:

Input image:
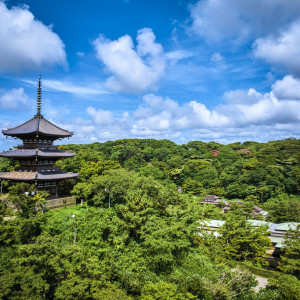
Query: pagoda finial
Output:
[[37, 74, 42, 115]]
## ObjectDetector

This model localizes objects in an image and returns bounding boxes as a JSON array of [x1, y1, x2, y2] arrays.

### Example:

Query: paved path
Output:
[[253, 276, 268, 291]]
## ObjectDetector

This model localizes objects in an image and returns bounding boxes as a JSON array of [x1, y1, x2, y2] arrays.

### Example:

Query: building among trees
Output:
[[0, 76, 78, 198]]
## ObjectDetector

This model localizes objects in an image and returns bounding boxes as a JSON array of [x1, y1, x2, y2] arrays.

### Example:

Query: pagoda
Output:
[[0, 76, 78, 198]]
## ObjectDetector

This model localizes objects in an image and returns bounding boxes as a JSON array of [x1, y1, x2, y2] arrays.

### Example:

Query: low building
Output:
[[199, 195, 227, 206], [198, 219, 299, 252], [200, 196, 268, 219]]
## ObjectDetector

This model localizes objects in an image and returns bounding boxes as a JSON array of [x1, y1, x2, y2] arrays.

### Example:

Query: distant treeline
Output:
[[54, 138, 299, 202]]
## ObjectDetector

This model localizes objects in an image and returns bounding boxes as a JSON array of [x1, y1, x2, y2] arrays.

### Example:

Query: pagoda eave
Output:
[[1, 114, 74, 138], [0, 171, 37, 181], [0, 171, 78, 181], [37, 172, 79, 181], [0, 149, 76, 158], [2, 131, 73, 139]]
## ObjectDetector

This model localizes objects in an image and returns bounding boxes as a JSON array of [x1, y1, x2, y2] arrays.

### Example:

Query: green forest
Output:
[[0, 138, 299, 299]]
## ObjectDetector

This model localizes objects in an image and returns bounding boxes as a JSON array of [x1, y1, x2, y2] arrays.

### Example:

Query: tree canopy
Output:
[[1, 138, 299, 299]]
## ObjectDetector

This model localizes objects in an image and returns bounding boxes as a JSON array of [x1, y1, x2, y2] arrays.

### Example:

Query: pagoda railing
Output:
[[16, 165, 61, 172], [18, 145, 58, 151], [40, 146, 59, 151]]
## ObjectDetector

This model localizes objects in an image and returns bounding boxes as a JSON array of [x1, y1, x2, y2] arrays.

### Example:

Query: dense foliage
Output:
[[0, 138, 299, 299], [57, 138, 300, 205]]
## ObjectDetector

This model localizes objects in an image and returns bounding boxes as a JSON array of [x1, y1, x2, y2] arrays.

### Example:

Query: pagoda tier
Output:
[[0, 76, 78, 198], [2, 114, 73, 139], [0, 149, 75, 159]]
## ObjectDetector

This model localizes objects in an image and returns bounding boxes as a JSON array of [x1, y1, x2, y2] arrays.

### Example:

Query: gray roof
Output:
[[275, 223, 300, 231], [0, 171, 78, 181], [269, 236, 285, 248], [0, 171, 36, 180], [36, 171, 78, 180], [0, 149, 75, 158], [203, 195, 220, 200], [198, 220, 226, 228], [2, 115, 73, 138], [247, 220, 273, 228]]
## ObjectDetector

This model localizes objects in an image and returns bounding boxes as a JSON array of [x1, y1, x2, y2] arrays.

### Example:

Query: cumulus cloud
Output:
[[253, 21, 300, 77], [221, 80, 300, 126], [223, 88, 265, 105], [75, 76, 300, 143], [0, 2, 67, 73], [234, 96, 300, 125], [189, 0, 300, 43], [0, 88, 30, 110], [93, 28, 165, 93], [272, 75, 300, 100], [86, 107, 114, 125]]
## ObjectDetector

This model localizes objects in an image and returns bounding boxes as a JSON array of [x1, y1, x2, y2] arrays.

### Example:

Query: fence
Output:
[[46, 196, 76, 209]]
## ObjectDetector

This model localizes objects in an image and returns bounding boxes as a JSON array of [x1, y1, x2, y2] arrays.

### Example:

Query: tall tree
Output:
[[278, 224, 300, 279]]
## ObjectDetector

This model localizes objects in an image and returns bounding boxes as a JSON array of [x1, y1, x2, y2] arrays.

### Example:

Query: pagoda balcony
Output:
[[16, 165, 61, 172], [18, 144, 58, 151]]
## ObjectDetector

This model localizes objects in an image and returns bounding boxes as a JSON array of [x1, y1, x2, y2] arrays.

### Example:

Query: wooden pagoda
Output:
[[0, 76, 78, 198]]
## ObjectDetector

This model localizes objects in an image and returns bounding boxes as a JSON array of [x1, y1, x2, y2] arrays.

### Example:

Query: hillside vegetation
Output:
[[57, 138, 300, 222], [0, 138, 299, 299]]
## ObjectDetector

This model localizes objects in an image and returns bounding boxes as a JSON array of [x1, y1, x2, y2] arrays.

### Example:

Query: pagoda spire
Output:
[[37, 74, 42, 115]]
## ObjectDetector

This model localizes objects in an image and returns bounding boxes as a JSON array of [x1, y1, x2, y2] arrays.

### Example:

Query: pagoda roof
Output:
[[0, 171, 78, 181], [37, 172, 78, 180], [0, 149, 75, 158], [2, 115, 73, 138]]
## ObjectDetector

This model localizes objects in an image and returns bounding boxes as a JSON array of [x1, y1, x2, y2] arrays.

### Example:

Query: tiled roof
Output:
[[269, 236, 285, 248], [247, 220, 273, 228], [275, 223, 300, 231], [36, 171, 78, 180], [0, 171, 78, 181], [203, 195, 220, 200], [2, 115, 73, 138], [0, 149, 36, 157], [254, 205, 263, 212], [0, 149, 75, 158], [268, 223, 278, 232], [37, 150, 75, 157], [199, 220, 226, 228]]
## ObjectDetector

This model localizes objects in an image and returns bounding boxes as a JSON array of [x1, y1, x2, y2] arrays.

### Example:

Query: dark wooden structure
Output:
[[0, 76, 78, 198]]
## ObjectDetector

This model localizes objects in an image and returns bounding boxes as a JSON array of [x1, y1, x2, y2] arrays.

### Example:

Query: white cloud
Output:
[[0, 88, 30, 110], [93, 28, 165, 93], [23, 79, 108, 95], [166, 50, 193, 62], [224, 88, 265, 105], [253, 21, 300, 77], [221, 84, 300, 126], [86, 106, 114, 125], [189, 0, 300, 43], [211, 53, 224, 63], [76, 52, 85, 57], [136, 28, 163, 57], [78, 78, 300, 143], [189, 101, 230, 127], [272, 75, 300, 100], [0, 2, 67, 73], [236, 96, 300, 125]]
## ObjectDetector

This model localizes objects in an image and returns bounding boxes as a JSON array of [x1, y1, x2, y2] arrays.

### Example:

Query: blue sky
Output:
[[0, 0, 300, 149]]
